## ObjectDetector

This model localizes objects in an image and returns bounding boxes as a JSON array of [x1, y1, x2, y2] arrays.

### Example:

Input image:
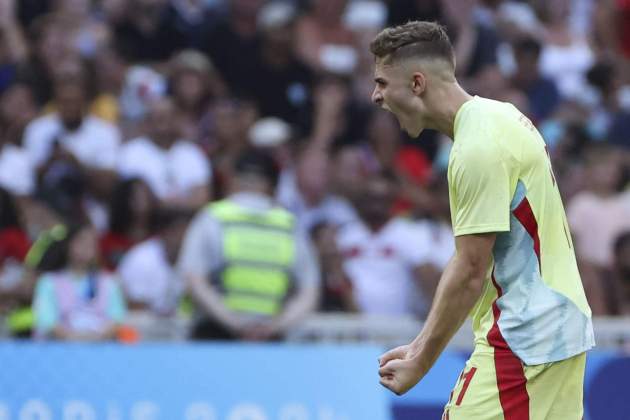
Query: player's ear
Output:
[[411, 73, 426, 96]]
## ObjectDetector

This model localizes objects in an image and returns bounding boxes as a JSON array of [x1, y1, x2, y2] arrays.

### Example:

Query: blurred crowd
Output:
[[0, 0, 629, 342]]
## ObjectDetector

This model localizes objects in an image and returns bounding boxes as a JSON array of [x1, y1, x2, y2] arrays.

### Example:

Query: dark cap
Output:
[[234, 148, 280, 186]]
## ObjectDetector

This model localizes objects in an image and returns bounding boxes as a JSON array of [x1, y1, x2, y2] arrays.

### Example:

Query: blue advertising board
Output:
[[0, 343, 628, 420], [0, 343, 390, 420]]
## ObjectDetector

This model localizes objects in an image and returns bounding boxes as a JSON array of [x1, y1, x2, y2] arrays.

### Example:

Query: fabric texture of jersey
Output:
[[448, 96, 595, 365]]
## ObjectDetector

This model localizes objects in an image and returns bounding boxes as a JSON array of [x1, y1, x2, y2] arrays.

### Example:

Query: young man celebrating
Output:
[[372, 21, 594, 419]]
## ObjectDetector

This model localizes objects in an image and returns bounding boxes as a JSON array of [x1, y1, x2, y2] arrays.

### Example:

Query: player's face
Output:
[[371, 60, 424, 137]]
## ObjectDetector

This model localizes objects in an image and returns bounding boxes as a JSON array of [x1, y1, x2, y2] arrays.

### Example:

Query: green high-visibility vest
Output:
[[209, 200, 297, 316]]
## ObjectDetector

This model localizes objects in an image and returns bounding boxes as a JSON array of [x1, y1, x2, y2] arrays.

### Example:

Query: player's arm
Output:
[[380, 130, 509, 395], [379, 232, 495, 395]]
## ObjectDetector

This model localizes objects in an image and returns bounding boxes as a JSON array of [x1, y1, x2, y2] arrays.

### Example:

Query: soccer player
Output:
[[371, 22, 594, 419]]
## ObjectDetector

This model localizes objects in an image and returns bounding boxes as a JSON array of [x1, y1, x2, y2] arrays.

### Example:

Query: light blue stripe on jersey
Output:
[[492, 181, 595, 365]]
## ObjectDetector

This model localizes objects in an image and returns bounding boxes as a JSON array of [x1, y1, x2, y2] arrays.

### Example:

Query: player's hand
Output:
[[378, 345, 409, 367], [378, 345, 425, 396]]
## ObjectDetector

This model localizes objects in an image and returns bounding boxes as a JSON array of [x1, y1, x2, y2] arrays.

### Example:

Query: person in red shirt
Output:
[[0, 187, 33, 333]]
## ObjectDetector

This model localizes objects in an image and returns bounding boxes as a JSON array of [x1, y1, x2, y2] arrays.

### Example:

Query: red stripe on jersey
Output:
[[512, 197, 541, 271], [487, 270, 530, 420]]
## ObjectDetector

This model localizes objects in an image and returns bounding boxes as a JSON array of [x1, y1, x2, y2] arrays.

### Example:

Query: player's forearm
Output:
[[408, 253, 487, 375]]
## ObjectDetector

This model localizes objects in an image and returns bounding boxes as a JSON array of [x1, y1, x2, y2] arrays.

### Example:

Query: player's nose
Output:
[[371, 87, 383, 106]]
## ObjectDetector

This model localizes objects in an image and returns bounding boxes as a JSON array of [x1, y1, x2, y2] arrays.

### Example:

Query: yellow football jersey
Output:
[[448, 96, 594, 365]]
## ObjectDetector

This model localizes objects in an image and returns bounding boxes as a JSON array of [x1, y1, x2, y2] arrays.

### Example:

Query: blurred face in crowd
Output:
[[173, 70, 206, 111], [130, 181, 155, 217], [0, 85, 37, 138], [69, 226, 99, 268], [514, 48, 540, 83], [262, 24, 294, 53], [231, 0, 265, 19], [357, 175, 396, 229], [297, 149, 330, 206], [333, 146, 365, 199], [163, 218, 189, 263], [586, 149, 623, 195], [367, 112, 401, 167], [37, 22, 74, 69], [313, 0, 348, 22], [94, 48, 127, 93], [55, 83, 87, 131], [147, 98, 179, 148]]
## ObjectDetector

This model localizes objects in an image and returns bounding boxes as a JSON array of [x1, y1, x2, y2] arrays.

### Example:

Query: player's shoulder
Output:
[[458, 96, 518, 130], [452, 98, 520, 161]]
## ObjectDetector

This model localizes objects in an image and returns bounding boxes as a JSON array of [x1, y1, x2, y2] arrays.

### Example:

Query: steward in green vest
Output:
[[178, 149, 320, 340]]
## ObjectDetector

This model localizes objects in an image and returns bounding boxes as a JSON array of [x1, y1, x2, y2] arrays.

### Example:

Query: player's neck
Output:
[[427, 83, 473, 140]]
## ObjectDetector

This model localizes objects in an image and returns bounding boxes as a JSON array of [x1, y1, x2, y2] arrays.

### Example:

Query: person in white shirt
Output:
[[118, 97, 212, 211], [0, 141, 34, 197], [0, 84, 38, 196], [336, 171, 452, 317], [276, 146, 357, 232], [23, 79, 121, 183], [117, 209, 189, 316]]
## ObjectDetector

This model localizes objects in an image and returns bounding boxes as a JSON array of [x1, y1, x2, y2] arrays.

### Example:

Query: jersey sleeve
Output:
[[449, 140, 512, 236]]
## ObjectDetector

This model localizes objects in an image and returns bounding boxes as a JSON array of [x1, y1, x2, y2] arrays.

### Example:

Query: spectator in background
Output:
[[109, 0, 188, 62], [441, 0, 501, 87], [294, 0, 357, 73], [336, 172, 445, 318], [596, 0, 630, 72], [17, 13, 76, 106], [330, 143, 366, 204], [251, 1, 314, 133], [0, 84, 37, 197], [511, 36, 561, 122], [0, 188, 33, 324], [199, 97, 258, 196], [92, 47, 127, 124], [23, 77, 121, 195], [117, 209, 189, 316], [32, 223, 126, 340], [100, 178, 157, 271], [310, 222, 357, 312], [584, 60, 630, 149], [0, 0, 29, 93], [308, 75, 371, 148], [567, 144, 630, 270], [201, 0, 265, 95], [387, 0, 442, 27], [362, 111, 435, 215], [277, 146, 357, 232], [118, 97, 212, 211], [179, 148, 319, 340], [536, 0, 595, 101], [53, 0, 112, 61], [169, 49, 226, 141], [605, 232, 630, 315], [584, 61, 622, 141]]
